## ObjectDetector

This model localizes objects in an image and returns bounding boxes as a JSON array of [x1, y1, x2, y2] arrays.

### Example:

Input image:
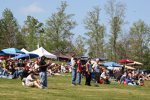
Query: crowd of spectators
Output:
[[0, 57, 150, 88]]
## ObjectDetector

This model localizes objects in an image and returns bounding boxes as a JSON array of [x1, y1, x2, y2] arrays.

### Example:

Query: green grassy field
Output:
[[0, 75, 150, 100]]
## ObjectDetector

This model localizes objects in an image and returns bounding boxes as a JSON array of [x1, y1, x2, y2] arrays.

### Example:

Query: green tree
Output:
[[15, 31, 26, 49], [22, 16, 44, 51], [116, 33, 130, 59], [0, 8, 19, 49], [74, 35, 86, 57], [105, 0, 125, 60], [84, 6, 105, 58], [45, 1, 76, 52], [129, 20, 150, 66]]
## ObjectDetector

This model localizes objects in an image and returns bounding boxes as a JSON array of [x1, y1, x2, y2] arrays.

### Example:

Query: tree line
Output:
[[0, 0, 150, 69]]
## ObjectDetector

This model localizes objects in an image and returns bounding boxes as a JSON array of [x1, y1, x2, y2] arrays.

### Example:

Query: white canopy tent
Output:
[[127, 61, 143, 66], [31, 47, 57, 59], [21, 48, 29, 53]]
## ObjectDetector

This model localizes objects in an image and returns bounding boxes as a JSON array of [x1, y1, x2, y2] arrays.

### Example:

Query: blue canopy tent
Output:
[[103, 62, 122, 67], [2, 48, 25, 54], [13, 53, 39, 59], [1, 48, 25, 57], [0, 50, 6, 56]]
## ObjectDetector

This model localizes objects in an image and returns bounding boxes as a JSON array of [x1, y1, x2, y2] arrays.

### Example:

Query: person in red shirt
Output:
[[77, 58, 82, 85]]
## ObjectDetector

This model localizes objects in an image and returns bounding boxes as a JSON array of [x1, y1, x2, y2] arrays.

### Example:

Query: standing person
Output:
[[39, 56, 49, 88], [77, 58, 82, 85], [71, 55, 77, 86], [92, 58, 100, 86], [85, 58, 92, 86]]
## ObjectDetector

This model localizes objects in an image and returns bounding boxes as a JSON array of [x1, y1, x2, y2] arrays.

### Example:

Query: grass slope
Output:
[[0, 75, 150, 100]]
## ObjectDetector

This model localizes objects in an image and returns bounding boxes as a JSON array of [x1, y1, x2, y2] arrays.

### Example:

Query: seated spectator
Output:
[[137, 75, 144, 86], [125, 73, 137, 86], [120, 72, 127, 84], [147, 74, 150, 80], [114, 70, 122, 82], [7, 61, 16, 75], [24, 70, 42, 89], [100, 68, 110, 84], [0, 62, 4, 75], [20, 67, 29, 80], [65, 65, 69, 73]]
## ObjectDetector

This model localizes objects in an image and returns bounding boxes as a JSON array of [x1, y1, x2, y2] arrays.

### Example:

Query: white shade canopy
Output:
[[30, 47, 57, 59], [21, 48, 29, 53], [127, 61, 143, 66], [125, 65, 135, 70]]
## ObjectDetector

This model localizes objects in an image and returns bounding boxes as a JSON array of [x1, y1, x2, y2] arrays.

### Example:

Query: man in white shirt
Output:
[[92, 59, 100, 86], [71, 55, 77, 86]]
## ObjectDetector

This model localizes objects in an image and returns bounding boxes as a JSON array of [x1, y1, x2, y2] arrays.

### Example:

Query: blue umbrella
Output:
[[2, 48, 25, 55], [13, 53, 39, 59], [103, 62, 122, 67], [0, 50, 6, 56]]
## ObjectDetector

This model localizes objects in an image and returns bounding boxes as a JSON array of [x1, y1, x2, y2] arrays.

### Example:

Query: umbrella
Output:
[[125, 65, 135, 70], [119, 59, 134, 64], [127, 61, 143, 66], [2, 48, 25, 55], [0, 50, 6, 56], [103, 62, 122, 67], [0, 56, 9, 59], [107, 66, 120, 70], [13, 53, 39, 59]]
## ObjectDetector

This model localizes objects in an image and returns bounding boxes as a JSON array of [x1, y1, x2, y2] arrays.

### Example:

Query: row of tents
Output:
[[0, 47, 57, 59], [0, 47, 143, 70]]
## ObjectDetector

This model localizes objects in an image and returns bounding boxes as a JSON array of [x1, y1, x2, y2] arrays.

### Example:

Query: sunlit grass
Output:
[[0, 74, 150, 100]]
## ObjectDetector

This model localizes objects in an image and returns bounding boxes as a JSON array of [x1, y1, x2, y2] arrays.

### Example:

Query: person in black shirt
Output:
[[39, 56, 49, 88]]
